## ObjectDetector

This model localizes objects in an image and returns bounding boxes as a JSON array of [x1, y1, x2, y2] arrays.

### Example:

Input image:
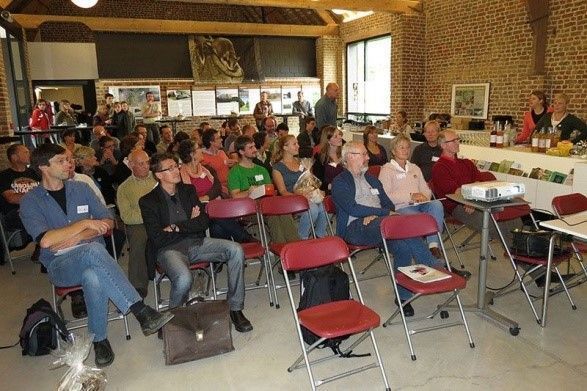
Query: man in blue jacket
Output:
[[331, 141, 470, 316]]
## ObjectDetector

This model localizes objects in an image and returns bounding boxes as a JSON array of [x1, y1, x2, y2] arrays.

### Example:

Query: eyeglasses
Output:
[[348, 151, 368, 157], [157, 164, 180, 173], [443, 138, 461, 144]]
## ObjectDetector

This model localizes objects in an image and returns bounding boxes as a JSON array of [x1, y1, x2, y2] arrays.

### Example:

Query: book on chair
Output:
[[398, 264, 451, 283]]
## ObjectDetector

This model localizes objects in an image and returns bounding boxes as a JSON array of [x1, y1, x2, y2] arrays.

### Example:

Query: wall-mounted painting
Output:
[[109, 86, 161, 119], [451, 83, 490, 119]]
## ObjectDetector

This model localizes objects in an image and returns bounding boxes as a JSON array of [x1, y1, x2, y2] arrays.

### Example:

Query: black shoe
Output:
[[230, 310, 253, 333], [94, 339, 114, 368], [451, 268, 472, 280], [135, 306, 175, 336], [70, 291, 88, 319], [394, 298, 414, 317], [136, 287, 148, 299], [30, 244, 41, 263], [40, 264, 47, 274]]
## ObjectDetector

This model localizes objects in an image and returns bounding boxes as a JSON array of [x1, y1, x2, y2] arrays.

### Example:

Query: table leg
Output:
[[540, 234, 556, 327]]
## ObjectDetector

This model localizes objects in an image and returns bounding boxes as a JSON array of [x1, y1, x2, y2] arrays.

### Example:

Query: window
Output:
[[346, 35, 391, 121]]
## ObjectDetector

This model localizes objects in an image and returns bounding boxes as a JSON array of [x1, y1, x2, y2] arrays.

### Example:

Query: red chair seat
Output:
[[241, 241, 265, 259], [574, 242, 587, 253], [55, 285, 82, 297], [395, 271, 466, 294], [269, 242, 291, 256], [511, 250, 571, 266], [299, 300, 380, 339]]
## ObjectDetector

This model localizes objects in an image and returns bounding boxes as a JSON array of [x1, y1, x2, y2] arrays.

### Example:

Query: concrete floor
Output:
[[1, 234, 586, 391]]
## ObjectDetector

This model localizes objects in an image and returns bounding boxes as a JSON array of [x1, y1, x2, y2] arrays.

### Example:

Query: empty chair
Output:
[[551, 193, 587, 279], [280, 236, 391, 390], [380, 213, 474, 361]]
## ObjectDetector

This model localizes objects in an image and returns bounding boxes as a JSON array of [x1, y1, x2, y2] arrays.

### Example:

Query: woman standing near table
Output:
[[30, 99, 50, 130], [535, 93, 587, 143], [363, 125, 388, 166], [516, 90, 549, 144]]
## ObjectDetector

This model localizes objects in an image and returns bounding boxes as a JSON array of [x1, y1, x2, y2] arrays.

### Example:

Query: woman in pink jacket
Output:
[[516, 90, 549, 144]]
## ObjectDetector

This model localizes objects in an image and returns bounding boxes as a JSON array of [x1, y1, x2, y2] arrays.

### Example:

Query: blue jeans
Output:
[[397, 200, 444, 247], [298, 202, 328, 239], [47, 242, 141, 342], [157, 238, 245, 310], [344, 217, 442, 301]]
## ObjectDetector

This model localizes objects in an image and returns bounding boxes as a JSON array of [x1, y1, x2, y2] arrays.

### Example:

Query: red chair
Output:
[[490, 204, 576, 324], [322, 195, 388, 278], [258, 194, 315, 309], [280, 236, 391, 390], [152, 262, 214, 311], [380, 213, 474, 360], [552, 193, 587, 279], [206, 197, 273, 306]]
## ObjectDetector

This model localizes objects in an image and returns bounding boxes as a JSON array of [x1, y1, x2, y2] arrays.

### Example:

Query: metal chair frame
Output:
[[0, 211, 34, 275], [280, 236, 391, 391]]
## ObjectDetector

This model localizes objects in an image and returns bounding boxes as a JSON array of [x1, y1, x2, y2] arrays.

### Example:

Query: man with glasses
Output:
[[117, 149, 157, 298], [139, 152, 252, 333], [431, 130, 518, 243], [331, 141, 469, 317], [20, 144, 173, 367]]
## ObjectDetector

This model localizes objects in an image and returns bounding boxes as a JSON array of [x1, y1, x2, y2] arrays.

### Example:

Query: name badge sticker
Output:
[[370, 188, 380, 195], [254, 174, 264, 181], [77, 205, 89, 214], [328, 162, 338, 167], [431, 156, 440, 162]]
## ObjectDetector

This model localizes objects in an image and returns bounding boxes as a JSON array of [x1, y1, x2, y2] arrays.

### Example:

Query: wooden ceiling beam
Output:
[[12, 13, 339, 36], [164, 0, 422, 14], [316, 10, 338, 25]]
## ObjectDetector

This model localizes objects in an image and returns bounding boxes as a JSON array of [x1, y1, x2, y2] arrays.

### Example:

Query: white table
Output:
[[539, 211, 587, 326]]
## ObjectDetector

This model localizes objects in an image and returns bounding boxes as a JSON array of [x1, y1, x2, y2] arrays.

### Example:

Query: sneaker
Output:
[[94, 339, 114, 368], [135, 305, 175, 336]]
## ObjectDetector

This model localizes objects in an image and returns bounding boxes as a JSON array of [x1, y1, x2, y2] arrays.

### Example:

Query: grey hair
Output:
[[389, 134, 411, 159], [341, 140, 364, 166]]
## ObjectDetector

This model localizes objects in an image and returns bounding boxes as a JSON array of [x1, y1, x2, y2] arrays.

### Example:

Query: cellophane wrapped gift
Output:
[[52, 334, 107, 391], [293, 158, 323, 204]]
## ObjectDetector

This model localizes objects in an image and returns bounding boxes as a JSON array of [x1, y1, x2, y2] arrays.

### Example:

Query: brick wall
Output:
[[316, 35, 342, 109], [424, 0, 587, 128]]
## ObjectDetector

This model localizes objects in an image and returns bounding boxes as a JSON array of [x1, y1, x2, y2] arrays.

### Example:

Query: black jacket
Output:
[[139, 183, 209, 279]]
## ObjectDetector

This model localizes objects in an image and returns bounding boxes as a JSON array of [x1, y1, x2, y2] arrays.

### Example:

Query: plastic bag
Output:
[[51, 334, 107, 391], [293, 158, 324, 204]]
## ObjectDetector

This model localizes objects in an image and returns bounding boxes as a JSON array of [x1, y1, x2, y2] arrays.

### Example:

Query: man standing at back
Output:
[[20, 144, 173, 367], [141, 91, 162, 145], [314, 83, 339, 130], [411, 120, 442, 182]]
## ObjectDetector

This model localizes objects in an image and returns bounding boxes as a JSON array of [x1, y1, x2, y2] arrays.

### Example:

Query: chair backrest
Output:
[[323, 195, 336, 214], [552, 193, 587, 217], [492, 204, 531, 222], [280, 236, 349, 271], [367, 165, 381, 178], [206, 197, 257, 219], [380, 213, 438, 240], [478, 171, 497, 181], [258, 194, 309, 216]]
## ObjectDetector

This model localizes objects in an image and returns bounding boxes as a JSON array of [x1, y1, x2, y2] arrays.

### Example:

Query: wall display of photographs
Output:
[[451, 83, 490, 119], [191, 89, 217, 116], [263, 88, 282, 114], [238, 87, 261, 115], [109, 85, 161, 119], [216, 88, 240, 116], [303, 86, 322, 110], [281, 87, 300, 114], [167, 89, 193, 117]]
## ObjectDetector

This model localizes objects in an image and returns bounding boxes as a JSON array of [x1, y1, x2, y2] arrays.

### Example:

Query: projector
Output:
[[461, 181, 525, 202]]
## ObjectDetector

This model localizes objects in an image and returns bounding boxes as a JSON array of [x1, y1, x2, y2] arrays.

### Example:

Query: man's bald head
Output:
[[128, 149, 151, 178], [325, 83, 340, 100]]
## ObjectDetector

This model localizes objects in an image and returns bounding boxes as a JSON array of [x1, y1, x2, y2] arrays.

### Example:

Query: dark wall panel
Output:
[[259, 37, 316, 78], [95, 33, 192, 78]]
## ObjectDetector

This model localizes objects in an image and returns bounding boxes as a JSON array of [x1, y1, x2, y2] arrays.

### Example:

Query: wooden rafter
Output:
[[12, 13, 339, 36]]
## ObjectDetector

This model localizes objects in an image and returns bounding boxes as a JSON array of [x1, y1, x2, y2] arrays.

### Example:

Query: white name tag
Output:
[[299, 164, 305, 172], [77, 205, 89, 214], [254, 174, 264, 181], [328, 162, 338, 167], [370, 188, 380, 195], [431, 156, 439, 162]]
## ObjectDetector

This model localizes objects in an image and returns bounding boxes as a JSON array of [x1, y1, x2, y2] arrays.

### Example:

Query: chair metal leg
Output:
[[454, 293, 475, 348], [553, 266, 577, 310], [443, 221, 465, 269]]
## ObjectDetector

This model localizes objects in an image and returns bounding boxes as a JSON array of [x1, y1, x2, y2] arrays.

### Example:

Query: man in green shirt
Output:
[[228, 135, 272, 198], [116, 149, 156, 297]]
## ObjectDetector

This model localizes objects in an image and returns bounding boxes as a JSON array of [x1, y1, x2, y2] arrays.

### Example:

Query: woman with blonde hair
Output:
[[272, 135, 327, 239], [311, 125, 344, 193]]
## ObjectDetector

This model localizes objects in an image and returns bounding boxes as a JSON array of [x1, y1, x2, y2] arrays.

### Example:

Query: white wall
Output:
[[27, 42, 98, 80]]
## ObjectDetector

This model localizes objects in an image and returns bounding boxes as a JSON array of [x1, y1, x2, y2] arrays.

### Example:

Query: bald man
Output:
[[116, 149, 157, 297], [314, 82, 340, 130]]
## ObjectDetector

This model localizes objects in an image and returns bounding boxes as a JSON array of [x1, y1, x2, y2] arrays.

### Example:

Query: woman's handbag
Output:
[[510, 229, 562, 258]]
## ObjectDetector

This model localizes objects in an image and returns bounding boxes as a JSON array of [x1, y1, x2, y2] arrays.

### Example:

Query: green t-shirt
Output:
[[227, 164, 272, 192]]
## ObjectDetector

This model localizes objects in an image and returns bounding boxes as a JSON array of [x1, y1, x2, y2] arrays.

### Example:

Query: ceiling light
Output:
[[71, 0, 98, 8]]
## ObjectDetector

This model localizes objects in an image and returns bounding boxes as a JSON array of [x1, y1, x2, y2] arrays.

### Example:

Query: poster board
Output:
[[167, 89, 193, 117], [264, 87, 282, 114], [108, 85, 161, 119], [191, 89, 217, 116], [451, 83, 490, 119], [238, 87, 260, 115], [281, 87, 300, 114], [216, 88, 240, 116]]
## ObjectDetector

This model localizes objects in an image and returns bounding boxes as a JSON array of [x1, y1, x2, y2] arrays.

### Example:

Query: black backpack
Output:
[[19, 299, 69, 356], [297, 265, 369, 357]]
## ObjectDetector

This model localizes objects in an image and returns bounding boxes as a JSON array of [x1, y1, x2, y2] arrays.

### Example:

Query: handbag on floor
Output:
[[162, 300, 234, 365], [510, 228, 562, 258]]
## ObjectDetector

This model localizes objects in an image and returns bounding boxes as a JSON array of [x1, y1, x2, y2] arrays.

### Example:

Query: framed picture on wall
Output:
[[109, 85, 161, 119], [451, 83, 490, 119]]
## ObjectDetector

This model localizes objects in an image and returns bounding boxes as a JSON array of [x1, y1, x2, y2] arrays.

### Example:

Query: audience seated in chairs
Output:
[[364, 125, 388, 166], [311, 125, 344, 194], [332, 141, 471, 317], [252, 131, 272, 174], [202, 128, 236, 196], [95, 135, 120, 176], [132, 124, 157, 156], [410, 120, 442, 182], [20, 143, 173, 368], [139, 152, 252, 333], [156, 125, 174, 154], [74, 146, 116, 206], [112, 134, 141, 186]]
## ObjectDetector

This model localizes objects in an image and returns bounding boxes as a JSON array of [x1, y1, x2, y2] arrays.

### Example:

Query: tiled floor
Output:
[[1, 235, 586, 390]]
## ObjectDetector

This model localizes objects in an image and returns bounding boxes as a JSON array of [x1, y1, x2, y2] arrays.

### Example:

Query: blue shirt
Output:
[[314, 94, 337, 130], [20, 180, 111, 267]]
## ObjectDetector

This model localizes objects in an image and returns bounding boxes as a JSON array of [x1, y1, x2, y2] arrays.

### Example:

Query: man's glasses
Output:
[[443, 138, 461, 144], [348, 151, 368, 156], [157, 164, 180, 173]]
